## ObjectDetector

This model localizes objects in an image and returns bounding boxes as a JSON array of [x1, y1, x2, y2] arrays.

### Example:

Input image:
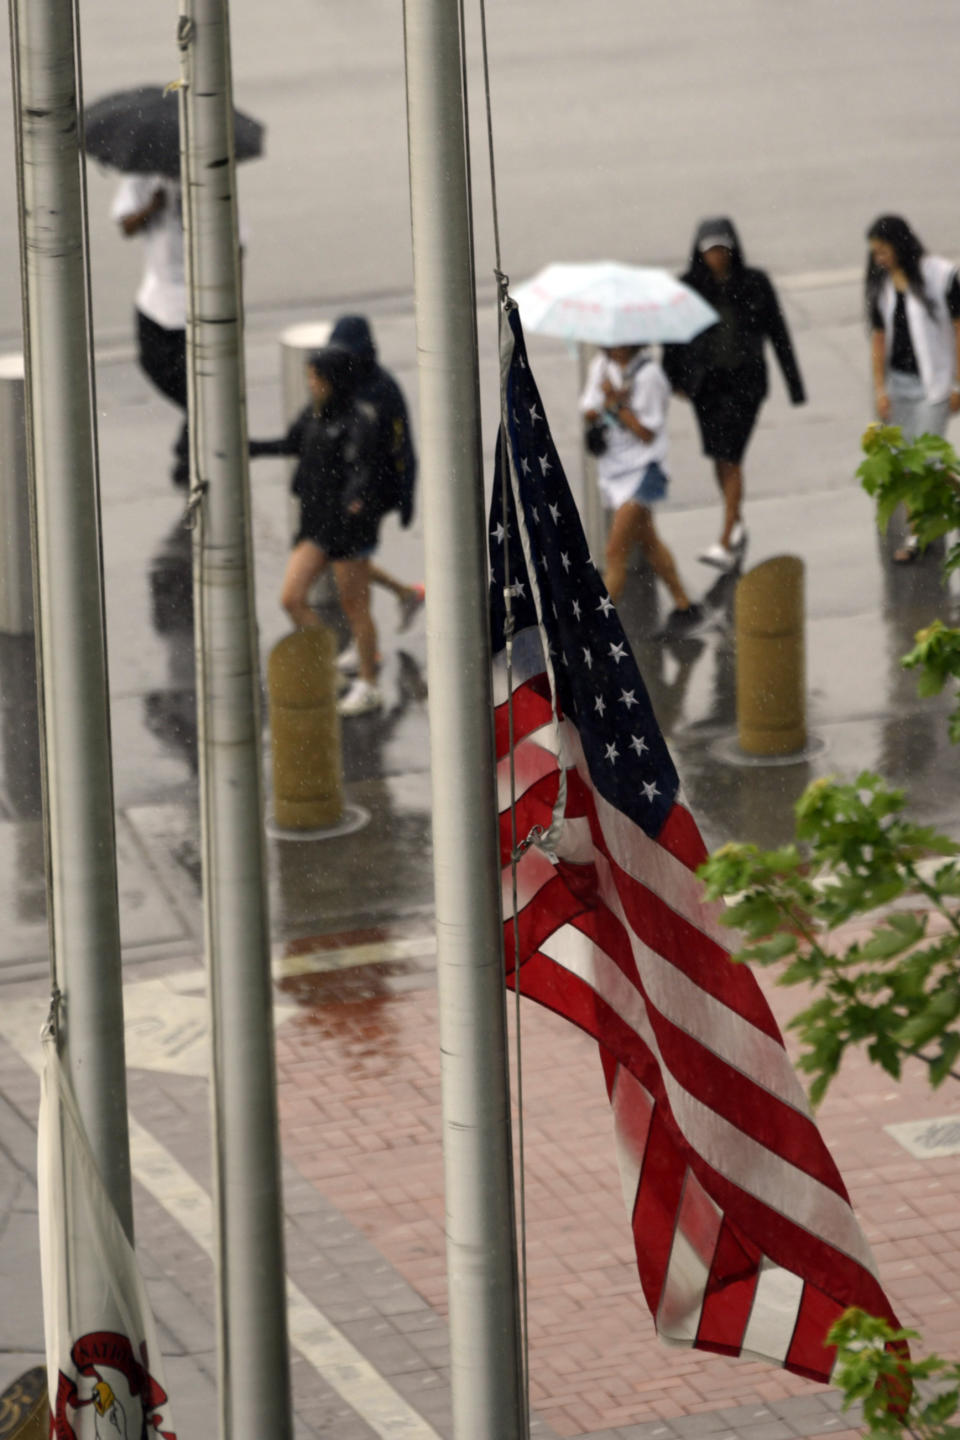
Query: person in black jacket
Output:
[[663, 217, 806, 571], [327, 316, 424, 649], [250, 347, 392, 716]]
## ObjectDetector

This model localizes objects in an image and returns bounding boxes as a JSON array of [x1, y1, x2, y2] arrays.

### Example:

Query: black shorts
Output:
[[693, 378, 763, 464], [296, 502, 382, 561]]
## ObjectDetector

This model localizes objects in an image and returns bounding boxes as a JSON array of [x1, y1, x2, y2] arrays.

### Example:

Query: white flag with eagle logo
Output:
[[38, 1026, 177, 1440]]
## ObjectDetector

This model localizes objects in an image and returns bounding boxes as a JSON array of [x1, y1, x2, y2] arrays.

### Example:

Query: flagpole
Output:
[[177, 5, 292, 1438], [402, 3, 526, 1435], [8, 0, 133, 1238]]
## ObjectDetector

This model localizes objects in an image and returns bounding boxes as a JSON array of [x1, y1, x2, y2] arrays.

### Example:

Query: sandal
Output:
[[893, 535, 920, 564]]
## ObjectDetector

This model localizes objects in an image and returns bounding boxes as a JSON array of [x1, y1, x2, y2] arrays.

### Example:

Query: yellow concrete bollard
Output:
[[268, 628, 343, 830], [735, 555, 806, 757]]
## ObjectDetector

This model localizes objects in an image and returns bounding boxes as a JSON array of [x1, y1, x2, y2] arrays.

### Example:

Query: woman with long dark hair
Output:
[[865, 215, 960, 560], [663, 217, 806, 571]]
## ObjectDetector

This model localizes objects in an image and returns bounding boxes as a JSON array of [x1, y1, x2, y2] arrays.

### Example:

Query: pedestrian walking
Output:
[[111, 175, 189, 488], [580, 344, 704, 639], [663, 217, 806, 571], [865, 214, 960, 562], [250, 348, 400, 716], [326, 316, 424, 675]]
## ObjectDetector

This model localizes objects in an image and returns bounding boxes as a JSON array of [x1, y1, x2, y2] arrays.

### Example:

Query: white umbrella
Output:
[[511, 261, 719, 346]]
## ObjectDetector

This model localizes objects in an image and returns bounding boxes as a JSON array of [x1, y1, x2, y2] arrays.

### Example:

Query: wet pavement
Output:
[[0, 276, 959, 1439]]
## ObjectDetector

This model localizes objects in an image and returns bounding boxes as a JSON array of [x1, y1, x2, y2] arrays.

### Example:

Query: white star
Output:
[[642, 779, 660, 802], [605, 741, 619, 764], [492, 521, 505, 544], [597, 594, 614, 617], [548, 502, 560, 524], [630, 734, 648, 757], [509, 580, 526, 599], [529, 402, 542, 424], [619, 689, 638, 710], [552, 602, 558, 619], [538, 454, 552, 477], [520, 455, 531, 476], [530, 504, 539, 523], [560, 552, 571, 572], [594, 695, 606, 716], [582, 647, 593, 669], [609, 641, 627, 664], [571, 599, 582, 620], [539, 554, 548, 571]]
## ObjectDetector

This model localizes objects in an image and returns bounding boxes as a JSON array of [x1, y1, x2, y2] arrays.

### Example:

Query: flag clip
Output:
[[513, 824, 557, 865], [42, 985, 63, 1047]]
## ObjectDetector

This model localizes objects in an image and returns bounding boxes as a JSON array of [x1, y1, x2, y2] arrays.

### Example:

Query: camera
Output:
[[584, 422, 607, 456]]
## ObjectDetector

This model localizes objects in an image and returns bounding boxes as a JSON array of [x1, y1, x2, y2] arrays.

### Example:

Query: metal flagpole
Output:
[[176, 5, 293, 1438], [8, 0, 134, 1239], [402, 2, 526, 1436]]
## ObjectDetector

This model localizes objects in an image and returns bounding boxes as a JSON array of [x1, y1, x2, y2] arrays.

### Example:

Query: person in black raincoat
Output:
[[326, 316, 424, 647], [663, 217, 806, 571], [250, 347, 392, 716]]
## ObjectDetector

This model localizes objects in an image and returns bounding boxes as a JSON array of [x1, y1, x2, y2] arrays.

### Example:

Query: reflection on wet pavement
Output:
[[146, 522, 197, 773], [0, 634, 42, 821], [276, 923, 437, 1077], [279, 965, 422, 1078]]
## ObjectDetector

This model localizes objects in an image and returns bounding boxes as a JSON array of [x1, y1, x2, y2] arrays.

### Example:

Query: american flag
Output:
[[489, 304, 900, 1381]]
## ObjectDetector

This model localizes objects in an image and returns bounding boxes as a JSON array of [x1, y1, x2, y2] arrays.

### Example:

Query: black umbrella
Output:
[[83, 84, 265, 180]]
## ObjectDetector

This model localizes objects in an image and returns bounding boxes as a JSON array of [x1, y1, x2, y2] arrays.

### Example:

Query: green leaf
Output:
[[929, 1031, 960, 1087], [742, 932, 798, 965], [917, 1389, 960, 1431], [859, 916, 925, 961], [894, 987, 960, 1050], [723, 893, 785, 939]]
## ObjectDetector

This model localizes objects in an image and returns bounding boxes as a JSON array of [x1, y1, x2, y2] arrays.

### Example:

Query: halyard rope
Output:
[[473, 0, 532, 1423]]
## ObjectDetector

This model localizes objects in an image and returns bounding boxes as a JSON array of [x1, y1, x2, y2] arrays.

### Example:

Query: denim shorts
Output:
[[887, 370, 950, 443], [629, 460, 669, 506]]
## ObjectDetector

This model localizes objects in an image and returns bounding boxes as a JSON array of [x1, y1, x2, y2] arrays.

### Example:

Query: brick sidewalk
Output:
[[275, 940, 960, 1439]]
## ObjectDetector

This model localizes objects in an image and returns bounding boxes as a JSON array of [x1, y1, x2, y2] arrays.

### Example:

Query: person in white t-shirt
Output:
[[111, 175, 189, 487], [580, 344, 703, 638]]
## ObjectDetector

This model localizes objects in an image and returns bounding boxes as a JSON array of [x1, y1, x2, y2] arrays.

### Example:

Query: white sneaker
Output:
[[337, 678, 383, 717], [698, 540, 740, 571], [729, 521, 747, 552], [336, 642, 382, 675]]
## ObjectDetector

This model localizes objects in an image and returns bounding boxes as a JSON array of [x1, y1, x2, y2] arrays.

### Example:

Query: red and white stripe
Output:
[[496, 638, 900, 1382]]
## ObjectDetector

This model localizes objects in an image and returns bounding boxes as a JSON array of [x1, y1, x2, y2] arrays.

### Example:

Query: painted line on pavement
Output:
[[777, 265, 862, 291], [274, 933, 437, 980], [0, 1016, 442, 1440]]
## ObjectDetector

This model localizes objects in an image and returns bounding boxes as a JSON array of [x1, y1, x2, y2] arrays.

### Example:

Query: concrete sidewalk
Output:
[[0, 274, 959, 1438]]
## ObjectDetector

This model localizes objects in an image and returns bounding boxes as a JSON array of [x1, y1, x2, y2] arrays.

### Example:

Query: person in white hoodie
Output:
[[866, 214, 960, 560], [580, 344, 704, 639]]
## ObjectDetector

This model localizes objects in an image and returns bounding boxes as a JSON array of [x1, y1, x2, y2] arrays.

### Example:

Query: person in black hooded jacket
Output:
[[663, 217, 806, 571], [250, 346, 390, 716], [326, 316, 424, 640]]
